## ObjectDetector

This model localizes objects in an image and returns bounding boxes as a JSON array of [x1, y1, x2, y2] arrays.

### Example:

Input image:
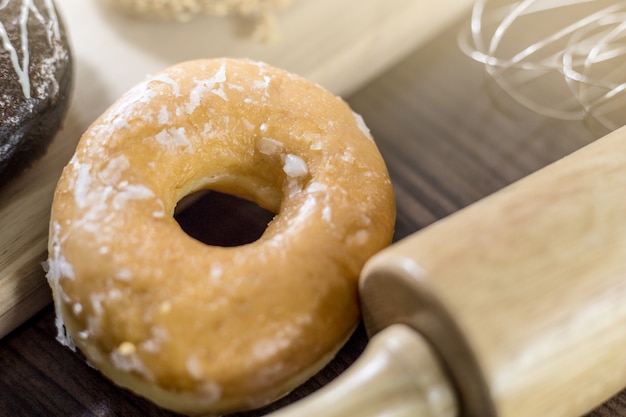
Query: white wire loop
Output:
[[459, 0, 626, 131]]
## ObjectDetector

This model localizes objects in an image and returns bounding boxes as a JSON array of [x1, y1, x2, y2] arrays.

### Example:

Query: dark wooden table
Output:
[[2, 15, 625, 417]]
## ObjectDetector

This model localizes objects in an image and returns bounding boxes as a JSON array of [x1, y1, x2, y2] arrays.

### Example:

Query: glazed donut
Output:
[[46, 58, 395, 415], [0, 0, 72, 186]]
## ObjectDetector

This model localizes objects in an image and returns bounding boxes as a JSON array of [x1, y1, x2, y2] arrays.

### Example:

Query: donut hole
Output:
[[174, 190, 275, 247]]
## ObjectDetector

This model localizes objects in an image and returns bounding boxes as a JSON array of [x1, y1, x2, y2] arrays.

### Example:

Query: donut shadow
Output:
[[93, 0, 261, 63]]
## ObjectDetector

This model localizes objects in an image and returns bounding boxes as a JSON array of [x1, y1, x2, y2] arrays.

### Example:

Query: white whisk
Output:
[[459, 0, 626, 131]]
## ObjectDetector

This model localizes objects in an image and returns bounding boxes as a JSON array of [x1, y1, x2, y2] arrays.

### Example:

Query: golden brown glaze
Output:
[[47, 58, 395, 415]]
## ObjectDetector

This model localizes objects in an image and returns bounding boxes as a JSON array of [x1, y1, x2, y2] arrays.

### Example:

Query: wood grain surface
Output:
[[2, 12, 626, 417]]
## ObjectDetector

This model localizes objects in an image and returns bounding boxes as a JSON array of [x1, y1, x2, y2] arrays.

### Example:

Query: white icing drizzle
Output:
[[187, 61, 228, 113], [42, 0, 60, 39], [322, 205, 332, 222], [282, 154, 308, 177], [115, 268, 133, 282], [90, 293, 104, 316], [158, 105, 169, 125], [352, 111, 374, 141], [151, 73, 181, 96], [112, 182, 155, 211], [72, 303, 82, 315], [46, 221, 77, 351], [197, 380, 222, 404], [341, 148, 355, 163], [186, 355, 204, 380], [155, 127, 193, 153], [227, 82, 244, 92], [74, 163, 93, 209], [209, 263, 223, 283], [98, 155, 129, 185], [257, 136, 283, 155], [0, 0, 62, 98], [47, 221, 75, 281], [139, 325, 169, 354], [68, 157, 162, 237], [88, 78, 157, 140], [253, 337, 290, 360], [253, 75, 271, 90], [280, 153, 309, 197], [242, 118, 254, 131]]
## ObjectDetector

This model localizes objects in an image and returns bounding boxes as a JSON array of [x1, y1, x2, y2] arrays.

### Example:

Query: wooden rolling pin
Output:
[[270, 125, 626, 417]]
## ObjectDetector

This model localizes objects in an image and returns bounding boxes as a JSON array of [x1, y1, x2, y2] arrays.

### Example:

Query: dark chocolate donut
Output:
[[0, 0, 72, 186]]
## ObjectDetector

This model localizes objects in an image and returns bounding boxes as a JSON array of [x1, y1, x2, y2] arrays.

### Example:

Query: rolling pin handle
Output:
[[268, 324, 458, 417]]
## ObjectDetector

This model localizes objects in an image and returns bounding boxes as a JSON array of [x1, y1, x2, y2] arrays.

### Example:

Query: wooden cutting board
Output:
[[0, 0, 475, 338]]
